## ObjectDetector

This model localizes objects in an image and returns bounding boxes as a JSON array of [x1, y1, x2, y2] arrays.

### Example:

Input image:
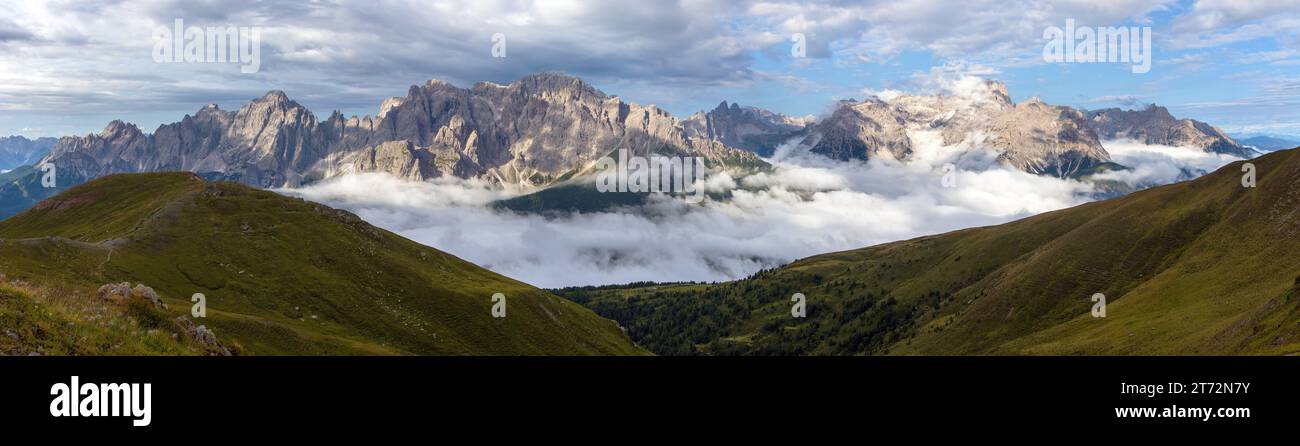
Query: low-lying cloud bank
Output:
[[285, 138, 1241, 288], [1093, 139, 1247, 186]]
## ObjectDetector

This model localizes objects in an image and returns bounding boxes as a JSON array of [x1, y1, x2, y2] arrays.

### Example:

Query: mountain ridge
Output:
[[1236, 135, 1299, 152], [38, 73, 761, 192], [0, 135, 56, 170], [1087, 104, 1253, 157], [681, 100, 812, 157], [769, 81, 1250, 177], [2, 74, 1254, 220]]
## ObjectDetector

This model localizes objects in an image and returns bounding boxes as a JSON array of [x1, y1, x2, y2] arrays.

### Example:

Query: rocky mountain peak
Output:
[[985, 80, 1013, 105], [1141, 103, 1174, 119], [100, 120, 141, 138], [377, 97, 403, 119], [511, 72, 604, 100], [256, 90, 292, 104], [1019, 96, 1047, 108], [682, 100, 812, 157]]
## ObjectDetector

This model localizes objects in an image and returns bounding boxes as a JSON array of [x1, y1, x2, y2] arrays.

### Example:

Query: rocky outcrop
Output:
[[173, 316, 233, 356], [806, 99, 913, 161], [95, 282, 134, 304], [96, 282, 167, 309], [39, 73, 763, 191], [1087, 105, 1252, 157], [131, 284, 166, 309]]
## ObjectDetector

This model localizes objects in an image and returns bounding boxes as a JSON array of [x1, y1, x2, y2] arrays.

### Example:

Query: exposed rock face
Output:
[[807, 99, 913, 161], [0, 136, 57, 170], [986, 99, 1110, 176], [40, 73, 761, 190], [1087, 105, 1252, 157], [682, 101, 811, 156], [792, 80, 1112, 177], [322, 140, 446, 182]]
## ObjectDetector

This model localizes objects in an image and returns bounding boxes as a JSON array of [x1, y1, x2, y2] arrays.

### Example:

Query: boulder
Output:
[[194, 325, 217, 345], [193, 325, 232, 356], [131, 284, 167, 309], [96, 282, 133, 304]]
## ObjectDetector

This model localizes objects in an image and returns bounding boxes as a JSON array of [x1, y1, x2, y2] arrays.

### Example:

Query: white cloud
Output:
[[741, 0, 1174, 64], [1169, 0, 1300, 49], [1093, 139, 1244, 185], [284, 129, 1238, 288]]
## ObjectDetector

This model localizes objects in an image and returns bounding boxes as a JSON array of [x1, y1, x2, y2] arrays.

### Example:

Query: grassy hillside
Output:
[[557, 149, 1300, 355], [0, 172, 645, 356]]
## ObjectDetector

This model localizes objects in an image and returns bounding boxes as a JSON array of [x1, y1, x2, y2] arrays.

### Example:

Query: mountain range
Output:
[[34, 73, 761, 190], [557, 147, 1300, 355], [0, 136, 55, 171], [1238, 135, 1300, 152], [1087, 104, 1254, 158], [0, 73, 1255, 219], [22, 76, 1248, 181], [786, 81, 1252, 177]]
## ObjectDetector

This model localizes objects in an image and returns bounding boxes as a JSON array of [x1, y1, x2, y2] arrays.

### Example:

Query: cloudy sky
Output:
[[1, 0, 1298, 138]]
